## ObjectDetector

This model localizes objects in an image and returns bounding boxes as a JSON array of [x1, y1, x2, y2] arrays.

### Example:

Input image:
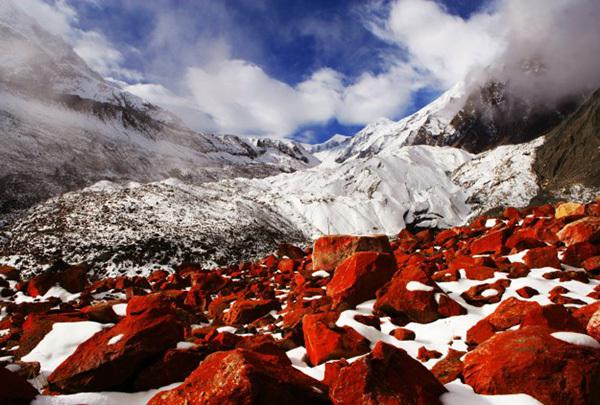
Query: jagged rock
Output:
[[326, 251, 396, 309], [148, 348, 330, 405], [302, 312, 370, 366], [464, 326, 600, 405], [313, 235, 392, 271], [48, 295, 183, 393], [557, 217, 600, 246], [328, 341, 447, 404], [27, 263, 88, 297]]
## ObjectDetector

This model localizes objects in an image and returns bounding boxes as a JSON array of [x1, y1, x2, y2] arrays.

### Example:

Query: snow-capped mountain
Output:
[[332, 82, 466, 163], [0, 1, 318, 215], [0, 144, 472, 276], [304, 134, 352, 165]]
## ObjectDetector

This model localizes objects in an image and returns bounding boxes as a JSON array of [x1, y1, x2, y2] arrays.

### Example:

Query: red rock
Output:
[[470, 228, 509, 255], [313, 235, 392, 271], [466, 319, 496, 348], [323, 359, 349, 387], [505, 262, 530, 278], [0, 265, 19, 281], [503, 207, 522, 220], [48, 296, 184, 393], [18, 312, 87, 357], [434, 229, 460, 245], [516, 286, 539, 298], [563, 242, 599, 267], [431, 348, 465, 384], [126, 292, 178, 317], [0, 367, 38, 404], [277, 243, 306, 260], [464, 265, 496, 281], [329, 341, 447, 405], [326, 251, 396, 309], [521, 304, 584, 332], [223, 299, 279, 326], [460, 279, 510, 307], [586, 308, 600, 341], [278, 258, 296, 273], [583, 256, 600, 272], [133, 347, 205, 391], [80, 302, 121, 324], [27, 264, 88, 297], [353, 314, 380, 330], [390, 327, 416, 340], [417, 346, 443, 362], [523, 246, 561, 269], [148, 269, 169, 284], [432, 268, 460, 282], [532, 204, 555, 217], [374, 265, 465, 323], [572, 302, 600, 329], [148, 348, 329, 405], [557, 216, 600, 246], [464, 326, 600, 405], [303, 312, 370, 366], [505, 229, 546, 251]]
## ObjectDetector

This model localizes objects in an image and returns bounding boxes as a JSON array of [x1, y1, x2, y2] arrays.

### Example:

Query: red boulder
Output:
[[326, 252, 396, 309], [464, 326, 600, 405], [148, 348, 330, 405], [523, 246, 561, 269], [223, 299, 279, 326], [313, 235, 392, 271], [557, 216, 600, 246], [303, 312, 370, 366], [329, 341, 447, 404], [48, 296, 184, 393], [470, 228, 509, 255], [27, 264, 88, 297]]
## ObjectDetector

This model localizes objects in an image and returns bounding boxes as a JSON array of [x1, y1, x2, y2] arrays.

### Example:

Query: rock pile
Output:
[[0, 199, 599, 404]]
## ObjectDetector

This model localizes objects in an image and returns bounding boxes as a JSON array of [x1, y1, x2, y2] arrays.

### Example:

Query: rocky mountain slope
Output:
[[0, 145, 472, 277], [331, 79, 583, 162], [1, 199, 599, 404], [0, 1, 318, 215], [534, 89, 600, 193]]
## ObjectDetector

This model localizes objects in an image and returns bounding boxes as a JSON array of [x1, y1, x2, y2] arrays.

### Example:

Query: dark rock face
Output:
[[443, 81, 580, 153], [535, 89, 600, 191]]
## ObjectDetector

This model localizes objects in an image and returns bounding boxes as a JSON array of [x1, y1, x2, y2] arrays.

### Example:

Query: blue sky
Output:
[[23, 0, 497, 142]]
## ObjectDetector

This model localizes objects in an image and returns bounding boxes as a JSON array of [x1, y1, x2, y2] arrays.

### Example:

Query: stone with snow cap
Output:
[[313, 234, 392, 271], [375, 264, 465, 323], [48, 294, 183, 393], [26, 262, 88, 297]]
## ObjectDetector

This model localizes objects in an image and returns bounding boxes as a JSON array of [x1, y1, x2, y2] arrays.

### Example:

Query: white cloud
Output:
[[370, 0, 600, 103], [338, 63, 425, 125], [13, 0, 140, 81], [12, 0, 600, 139], [368, 0, 504, 88], [181, 59, 425, 137], [184, 60, 343, 136]]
